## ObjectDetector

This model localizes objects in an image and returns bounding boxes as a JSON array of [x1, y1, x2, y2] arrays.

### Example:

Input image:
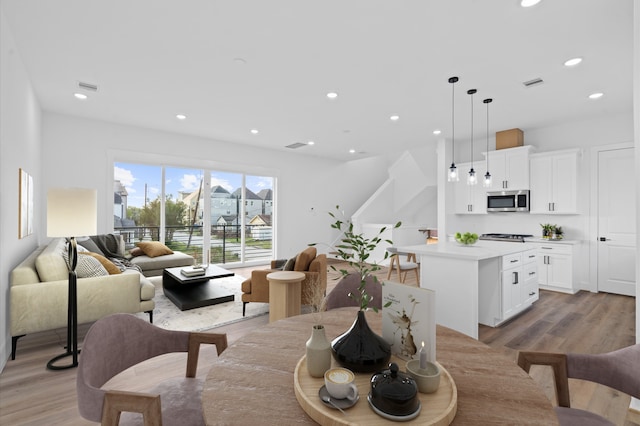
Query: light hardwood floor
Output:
[[0, 262, 636, 425]]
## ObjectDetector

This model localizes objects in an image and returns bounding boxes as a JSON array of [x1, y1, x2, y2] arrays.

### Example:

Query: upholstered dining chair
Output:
[[517, 344, 640, 425], [324, 273, 382, 311], [386, 247, 420, 284], [77, 313, 227, 426]]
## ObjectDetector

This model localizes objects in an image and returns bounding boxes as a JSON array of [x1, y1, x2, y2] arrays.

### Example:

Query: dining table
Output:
[[202, 308, 558, 425]]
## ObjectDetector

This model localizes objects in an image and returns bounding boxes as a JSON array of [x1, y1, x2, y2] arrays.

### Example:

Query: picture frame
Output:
[[19, 168, 34, 238]]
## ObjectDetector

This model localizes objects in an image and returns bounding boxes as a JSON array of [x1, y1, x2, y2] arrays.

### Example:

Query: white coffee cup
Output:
[[324, 367, 358, 400]]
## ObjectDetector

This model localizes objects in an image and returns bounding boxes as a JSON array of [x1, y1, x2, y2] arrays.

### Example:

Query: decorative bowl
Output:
[[454, 232, 478, 246]]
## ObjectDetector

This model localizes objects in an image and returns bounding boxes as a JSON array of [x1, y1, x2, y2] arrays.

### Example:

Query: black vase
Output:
[[331, 310, 391, 373]]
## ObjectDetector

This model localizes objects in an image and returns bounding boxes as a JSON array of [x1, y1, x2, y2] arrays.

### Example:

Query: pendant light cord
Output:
[[448, 77, 459, 165], [468, 89, 477, 169]]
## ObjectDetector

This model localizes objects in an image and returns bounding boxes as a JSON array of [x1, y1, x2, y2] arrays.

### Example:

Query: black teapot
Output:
[[368, 362, 421, 419]]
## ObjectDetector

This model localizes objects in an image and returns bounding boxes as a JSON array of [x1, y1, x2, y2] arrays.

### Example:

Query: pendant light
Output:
[[447, 77, 459, 182], [467, 89, 477, 185], [483, 98, 493, 187]]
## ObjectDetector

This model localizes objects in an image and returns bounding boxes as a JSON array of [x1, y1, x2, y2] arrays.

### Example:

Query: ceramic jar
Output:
[[306, 324, 332, 377]]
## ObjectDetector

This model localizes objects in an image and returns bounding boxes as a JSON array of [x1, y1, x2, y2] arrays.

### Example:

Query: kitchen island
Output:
[[397, 241, 538, 339]]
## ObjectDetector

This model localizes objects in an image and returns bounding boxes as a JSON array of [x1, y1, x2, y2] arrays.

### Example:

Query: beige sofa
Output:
[[9, 237, 159, 360]]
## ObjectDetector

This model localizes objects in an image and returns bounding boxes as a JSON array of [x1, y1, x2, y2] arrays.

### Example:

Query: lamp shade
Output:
[[47, 188, 97, 237]]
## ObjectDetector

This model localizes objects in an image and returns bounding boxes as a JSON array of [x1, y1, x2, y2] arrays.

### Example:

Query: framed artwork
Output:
[[19, 168, 34, 238]]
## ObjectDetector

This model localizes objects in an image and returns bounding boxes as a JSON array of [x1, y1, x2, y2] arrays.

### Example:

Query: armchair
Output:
[[241, 247, 327, 316]]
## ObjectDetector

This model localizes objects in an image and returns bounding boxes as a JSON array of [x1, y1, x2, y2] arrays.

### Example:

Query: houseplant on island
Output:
[[312, 205, 401, 373]]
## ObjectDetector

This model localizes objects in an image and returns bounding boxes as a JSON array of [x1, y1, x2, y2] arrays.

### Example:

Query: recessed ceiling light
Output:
[[390, 115, 400, 121], [588, 92, 604, 99], [349, 149, 356, 154], [521, 0, 541, 7], [74, 93, 88, 100], [326, 92, 338, 99], [564, 57, 582, 67], [433, 129, 442, 135], [176, 114, 187, 120], [307, 141, 315, 145], [250, 129, 259, 134]]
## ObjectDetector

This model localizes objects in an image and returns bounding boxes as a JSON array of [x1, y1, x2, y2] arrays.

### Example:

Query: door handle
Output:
[[599, 237, 609, 242], [513, 271, 519, 284]]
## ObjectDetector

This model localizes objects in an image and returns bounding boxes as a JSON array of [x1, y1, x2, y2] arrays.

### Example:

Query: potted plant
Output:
[[312, 205, 401, 373], [540, 223, 556, 239]]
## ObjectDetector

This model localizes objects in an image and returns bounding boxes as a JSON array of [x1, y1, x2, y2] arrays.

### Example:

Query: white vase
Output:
[[306, 324, 332, 377]]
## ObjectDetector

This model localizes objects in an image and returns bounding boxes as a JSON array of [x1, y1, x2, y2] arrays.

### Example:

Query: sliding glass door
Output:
[[113, 162, 274, 266]]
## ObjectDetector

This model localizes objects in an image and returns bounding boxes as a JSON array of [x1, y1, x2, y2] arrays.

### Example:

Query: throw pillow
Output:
[[294, 247, 317, 272], [129, 247, 144, 257], [62, 251, 109, 278], [80, 252, 122, 275], [283, 257, 296, 271], [136, 241, 174, 258]]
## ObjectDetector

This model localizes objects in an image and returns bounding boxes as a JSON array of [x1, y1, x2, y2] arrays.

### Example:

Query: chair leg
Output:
[[414, 267, 420, 285], [146, 310, 153, 324], [11, 335, 25, 360], [243, 302, 247, 317]]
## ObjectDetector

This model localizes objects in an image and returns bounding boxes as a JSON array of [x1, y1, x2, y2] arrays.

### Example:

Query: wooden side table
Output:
[[267, 271, 305, 322]]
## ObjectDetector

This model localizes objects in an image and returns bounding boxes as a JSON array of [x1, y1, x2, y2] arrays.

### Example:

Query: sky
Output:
[[115, 162, 273, 208]]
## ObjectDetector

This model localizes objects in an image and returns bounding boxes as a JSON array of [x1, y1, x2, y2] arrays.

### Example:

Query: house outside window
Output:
[[113, 162, 274, 265]]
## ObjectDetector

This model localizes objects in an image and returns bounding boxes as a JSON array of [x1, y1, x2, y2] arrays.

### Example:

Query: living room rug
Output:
[[137, 275, 269, 332]]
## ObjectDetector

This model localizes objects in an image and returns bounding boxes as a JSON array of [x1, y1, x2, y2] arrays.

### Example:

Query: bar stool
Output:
[[386, 247, 420, 284]]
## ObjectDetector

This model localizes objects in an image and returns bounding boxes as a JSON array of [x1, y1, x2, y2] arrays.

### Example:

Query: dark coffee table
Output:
[[162, 265, 235, 311]]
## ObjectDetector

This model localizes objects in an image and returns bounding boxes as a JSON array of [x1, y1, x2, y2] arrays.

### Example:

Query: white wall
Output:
[[0, 9, 43, 370], [41, 112, 391, 259], [634, 0, 639, 344]]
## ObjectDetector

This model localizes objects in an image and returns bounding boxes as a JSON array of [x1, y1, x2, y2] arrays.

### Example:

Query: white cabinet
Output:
[[479, 248, 538, 327], [501, 249, 538, 320], [530, 150, 579, 214], [453, 162, 487, 214], [501, 252, 523, 319], [523, 251, 539, 305], [487, 146, 532, 190], [531, 242, 578, 294]]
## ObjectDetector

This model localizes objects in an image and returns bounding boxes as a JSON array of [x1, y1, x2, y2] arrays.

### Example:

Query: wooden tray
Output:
[[294, 355, 457, 425]]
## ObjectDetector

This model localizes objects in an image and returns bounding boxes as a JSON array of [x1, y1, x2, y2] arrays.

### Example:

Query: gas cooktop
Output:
[[479, 233, 534, 242]]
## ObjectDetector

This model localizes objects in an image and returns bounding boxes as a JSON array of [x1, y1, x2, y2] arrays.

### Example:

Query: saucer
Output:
[[318, 385, 359, 409]]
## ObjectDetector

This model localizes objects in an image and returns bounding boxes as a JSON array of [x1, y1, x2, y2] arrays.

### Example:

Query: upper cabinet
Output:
[[486, 146, 533, 190], [529, 149, 580, 214], [453, 162, 487, 214]]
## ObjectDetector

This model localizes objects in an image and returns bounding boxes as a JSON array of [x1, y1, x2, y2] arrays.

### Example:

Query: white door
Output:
[[598, 147, 636, 296]]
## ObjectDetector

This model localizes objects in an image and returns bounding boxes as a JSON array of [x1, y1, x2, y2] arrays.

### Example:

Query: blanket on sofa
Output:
[[83, 234, 142, 273]]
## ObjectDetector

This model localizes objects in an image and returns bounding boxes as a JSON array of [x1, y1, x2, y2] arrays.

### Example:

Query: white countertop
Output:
[[397, 240, 536, 261]]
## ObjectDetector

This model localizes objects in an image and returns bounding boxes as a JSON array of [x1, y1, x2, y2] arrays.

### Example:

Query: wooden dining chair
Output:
[[517, 344, 640, 425], [77, 313, 227, 426], [386, 247, 420, 284]]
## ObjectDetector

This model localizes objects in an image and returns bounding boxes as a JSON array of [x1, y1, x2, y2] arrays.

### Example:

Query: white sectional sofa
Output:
[[9, 235, 193, 360]]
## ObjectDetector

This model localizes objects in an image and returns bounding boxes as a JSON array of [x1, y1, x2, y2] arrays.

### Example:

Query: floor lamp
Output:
[[46, 187, 97, 370]]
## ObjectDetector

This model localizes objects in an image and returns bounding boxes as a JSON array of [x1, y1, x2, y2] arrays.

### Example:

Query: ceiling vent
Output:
[[78, 81, 98, 92], [522, 78, 544, 88], [285, 142, 307, 149]]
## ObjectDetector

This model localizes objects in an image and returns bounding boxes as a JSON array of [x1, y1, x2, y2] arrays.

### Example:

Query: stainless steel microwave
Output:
[[487, 190, 530, 212]]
